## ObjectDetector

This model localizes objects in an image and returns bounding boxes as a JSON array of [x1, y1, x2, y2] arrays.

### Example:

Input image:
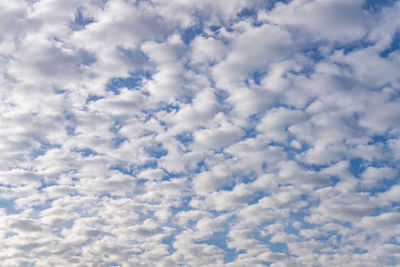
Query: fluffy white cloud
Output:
[[1, 0, 399, 266], [261, 0, 370, 42]]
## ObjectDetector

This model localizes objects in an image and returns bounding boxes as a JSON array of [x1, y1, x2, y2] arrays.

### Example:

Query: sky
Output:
[[0, 0, 400, 266]]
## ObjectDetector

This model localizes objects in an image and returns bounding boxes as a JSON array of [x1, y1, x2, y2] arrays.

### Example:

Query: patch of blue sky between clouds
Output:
[[175, 131, 193, 146], [335, 39, 376, 55], [363, 0, 397, 12], [145, 143, 168, 158], [30, 143, 62, 159], [181, 23, 204, 45], [0, 199, 19, 215], [71, 147, 98, 157], [72, 9, 94, 30], [106, 76, 144, 94], [380, 30, 400, 58], [78, 49, 96, 66]]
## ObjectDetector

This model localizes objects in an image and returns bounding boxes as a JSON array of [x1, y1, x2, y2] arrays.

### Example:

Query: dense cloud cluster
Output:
[[1, 0, 400, 266]]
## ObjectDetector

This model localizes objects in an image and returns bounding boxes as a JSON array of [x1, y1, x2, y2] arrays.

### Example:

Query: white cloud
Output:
[[261, 0, 370, 42], [361, 167, 397, 189], [0, 0, 399, 266]]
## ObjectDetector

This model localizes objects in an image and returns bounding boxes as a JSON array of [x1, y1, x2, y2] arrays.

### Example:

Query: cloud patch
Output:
[[0, 0, 400, 266]]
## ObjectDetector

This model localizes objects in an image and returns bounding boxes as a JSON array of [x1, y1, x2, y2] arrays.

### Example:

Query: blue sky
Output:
[[0, 0, 400, 266]]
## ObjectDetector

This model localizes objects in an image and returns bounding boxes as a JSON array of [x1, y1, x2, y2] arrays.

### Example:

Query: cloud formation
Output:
[[1, 0, 400, 266]]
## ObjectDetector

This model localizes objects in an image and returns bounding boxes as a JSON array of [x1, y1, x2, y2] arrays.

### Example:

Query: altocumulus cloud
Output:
[[0, 0, 400, 266]]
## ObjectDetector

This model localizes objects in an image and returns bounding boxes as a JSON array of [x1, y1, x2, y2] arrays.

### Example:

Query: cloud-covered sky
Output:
[[1, 0, 400, 266]]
